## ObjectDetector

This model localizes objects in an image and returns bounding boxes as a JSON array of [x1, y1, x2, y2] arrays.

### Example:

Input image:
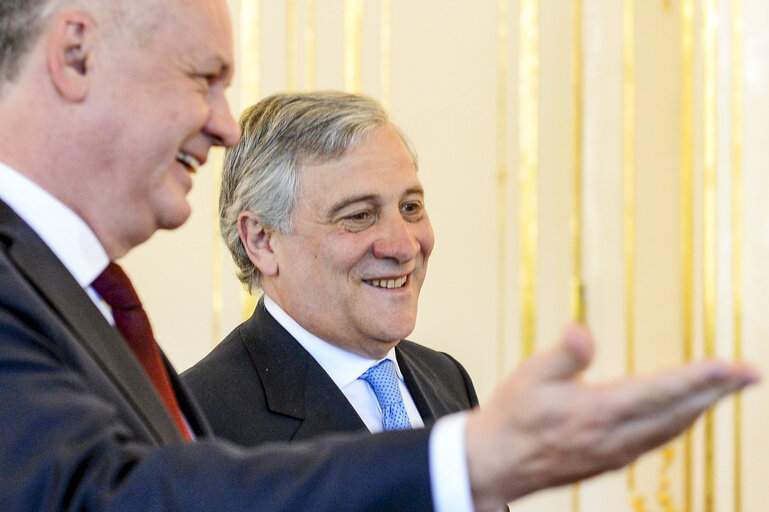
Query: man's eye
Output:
[[401, 201, 424, 220], [195, 74, 217, 91], [341, 211, 375, 231]]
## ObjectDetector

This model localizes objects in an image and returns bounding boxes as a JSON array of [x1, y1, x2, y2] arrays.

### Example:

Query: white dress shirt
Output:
[[0, 161, 199, 438], [0, 161, 110, 316], [263, 294, 425, 431], [263, 294, 473, 512]]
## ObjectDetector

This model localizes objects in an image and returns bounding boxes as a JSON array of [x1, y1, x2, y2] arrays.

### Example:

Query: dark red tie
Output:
[[92, 262, 191, 440]]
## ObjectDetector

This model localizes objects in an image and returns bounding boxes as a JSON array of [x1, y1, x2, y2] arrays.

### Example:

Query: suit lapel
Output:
[[396, 344, 448, 423], [165, 353, 212, 437], [240, 301, 366, 438], [0, 200, 183, 444]]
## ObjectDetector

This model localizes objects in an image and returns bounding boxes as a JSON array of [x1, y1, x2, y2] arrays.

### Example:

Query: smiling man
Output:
[[0, 2, 451, 510], [183, 91, 479, 444]]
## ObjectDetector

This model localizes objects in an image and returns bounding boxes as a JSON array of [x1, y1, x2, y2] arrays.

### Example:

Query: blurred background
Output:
[[122, 1, 768, 510]]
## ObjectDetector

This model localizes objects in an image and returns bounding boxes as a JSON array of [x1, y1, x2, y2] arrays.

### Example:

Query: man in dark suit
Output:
[[184, 299, 478, 445], [0, 1, 758, 511], [0, 1, 437, 510], [183, 92, 479, 446]]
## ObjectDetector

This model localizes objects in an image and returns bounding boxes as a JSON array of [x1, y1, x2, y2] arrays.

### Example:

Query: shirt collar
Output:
[[0, 160, 109, 286], [263, 294, 403, 389]]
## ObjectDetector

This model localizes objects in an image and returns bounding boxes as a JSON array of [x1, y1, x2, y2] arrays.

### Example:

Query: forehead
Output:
[[297, 127, 422, 210], [154, 0, 234, 70]]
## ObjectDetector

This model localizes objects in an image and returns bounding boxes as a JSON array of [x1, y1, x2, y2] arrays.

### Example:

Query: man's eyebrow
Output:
[[327, 194, 378, 218], [403, 186, 425, 198], [198, 55, 232, 81], [212, 57, 232, 80], [216, 58, 232, 82], [326, 186, 425, 218]]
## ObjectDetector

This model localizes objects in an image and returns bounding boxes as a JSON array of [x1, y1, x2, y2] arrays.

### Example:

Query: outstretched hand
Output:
[[465, 324, 760, 512]]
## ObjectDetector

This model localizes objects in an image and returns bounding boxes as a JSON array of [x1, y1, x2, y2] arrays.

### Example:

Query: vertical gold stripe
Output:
[[622, 0, 635, 374], [731, 2, 744, 511], [570, 1, 583, 509], [240, 0, 261, 105], [495, 0, 508, 379], [304, 0, 317, 90], [519, 0, 538, 359], [623, 0, 637, 494], [380, 0, 392, 111], [286, 0, 297, 90], [211, 153, 223, 347], [571, 483, 581, 512], [570, 0, 584, 325], [344, 0, 364, 92], [240, 285, 258, 321], [680, 0, 695, 509], [703, 1, 718, 511], [239, 0, 261, 322]]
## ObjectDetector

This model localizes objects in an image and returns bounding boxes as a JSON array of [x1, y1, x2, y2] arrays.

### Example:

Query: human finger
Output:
[[600, 360, 759, 422], [592, 364, 757, 466], [519, 323, 594, 383]]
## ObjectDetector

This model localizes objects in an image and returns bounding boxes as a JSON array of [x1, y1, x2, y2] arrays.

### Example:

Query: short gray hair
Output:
[[0, 0, 55, 86], [221, 90, 418, 292], [0, 0, 147, 92]]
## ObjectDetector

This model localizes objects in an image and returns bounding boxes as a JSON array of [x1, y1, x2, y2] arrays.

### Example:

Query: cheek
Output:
[[416, 222, 435, 259], [292, 239, 351, 284], [327, 237, 372, 272]]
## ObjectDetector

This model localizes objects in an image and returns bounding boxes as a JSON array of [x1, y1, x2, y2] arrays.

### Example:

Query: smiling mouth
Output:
[[364, 276, 408, 289], [176, 151, 201, 174]]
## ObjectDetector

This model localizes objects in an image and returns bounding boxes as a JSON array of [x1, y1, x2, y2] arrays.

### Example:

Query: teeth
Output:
[[176, 151, 200, 174], [366, 276, 407, 289]]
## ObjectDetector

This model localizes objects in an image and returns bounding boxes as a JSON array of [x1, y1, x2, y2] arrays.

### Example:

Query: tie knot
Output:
[[359, 359, 401, 407], [92, 262, 142, 310], [359, 359, 411, 431]]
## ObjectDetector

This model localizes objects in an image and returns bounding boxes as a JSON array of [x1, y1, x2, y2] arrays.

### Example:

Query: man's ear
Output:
[[47, 11, 97, 102], [238, 212, 279, 277]]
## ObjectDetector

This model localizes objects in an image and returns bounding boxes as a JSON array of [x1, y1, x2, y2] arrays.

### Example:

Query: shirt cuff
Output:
[[429, 412, 473, 512]]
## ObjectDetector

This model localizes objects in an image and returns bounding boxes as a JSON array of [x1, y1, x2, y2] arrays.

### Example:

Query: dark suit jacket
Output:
[[182, 298, 478, 448], [0, 199, 433, 511]]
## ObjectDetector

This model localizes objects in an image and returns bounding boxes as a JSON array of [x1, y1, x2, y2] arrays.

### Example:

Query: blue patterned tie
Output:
[[359, 359, 412, 431]]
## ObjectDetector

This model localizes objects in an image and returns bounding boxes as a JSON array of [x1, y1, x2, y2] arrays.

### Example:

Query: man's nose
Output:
[[206, 92, 241, 148], [372, 215, 420, 263]]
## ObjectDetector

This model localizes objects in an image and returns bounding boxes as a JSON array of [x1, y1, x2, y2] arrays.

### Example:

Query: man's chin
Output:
[[157, 203, 192, 231], [371, 319, 416, 345], [357, 338, 402, 360]]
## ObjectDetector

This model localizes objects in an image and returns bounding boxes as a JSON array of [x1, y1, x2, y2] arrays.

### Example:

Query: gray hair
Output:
[[0, 0, 55, 86], [0, 0, 143, 92], [221, 90, 418, 292]]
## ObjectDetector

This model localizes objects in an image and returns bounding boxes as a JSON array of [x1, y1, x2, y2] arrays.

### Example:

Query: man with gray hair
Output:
[[184, 91, 480, 447], [0, 0, 758, 511]]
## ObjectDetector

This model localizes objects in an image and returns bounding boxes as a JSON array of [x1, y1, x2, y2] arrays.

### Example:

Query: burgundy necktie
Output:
[[92, 262, 191, 440]]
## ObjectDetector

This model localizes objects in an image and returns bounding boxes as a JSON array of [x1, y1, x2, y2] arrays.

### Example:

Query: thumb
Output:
[[525, 323, 595, 382]]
